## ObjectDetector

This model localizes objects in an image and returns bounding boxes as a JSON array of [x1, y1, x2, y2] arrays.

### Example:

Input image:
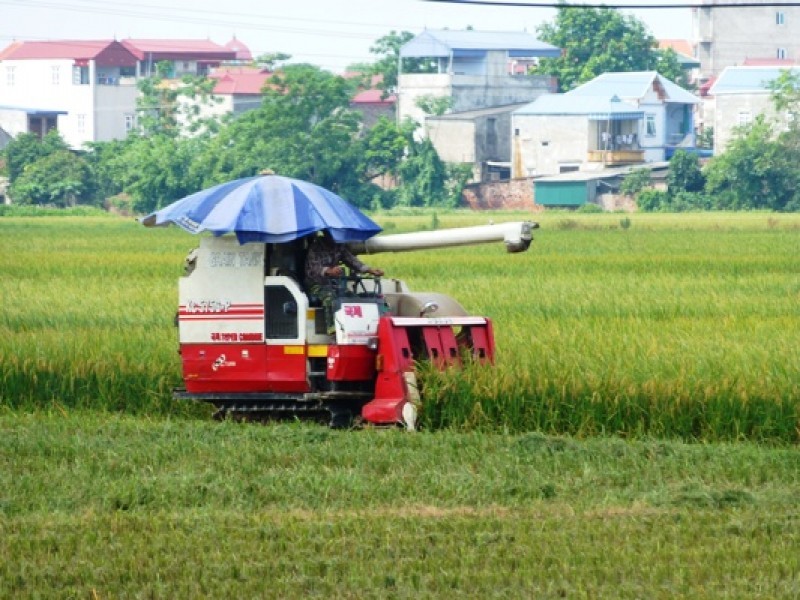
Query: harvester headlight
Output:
[[367, 337, 379, 351]]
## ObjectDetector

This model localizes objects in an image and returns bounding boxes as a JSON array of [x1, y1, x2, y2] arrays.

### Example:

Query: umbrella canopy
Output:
[[140, 174, 382, 244]]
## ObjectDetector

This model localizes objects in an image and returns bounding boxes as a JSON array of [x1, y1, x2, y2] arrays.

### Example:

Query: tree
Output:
[[667, 150, 705, 196], [135, 60, 220, 137], [703, 116, 797, 210], [368, 30, 437, 97], [4, 130, 69, 183], [194, 64, 364, 199], [532, 5, 685, 91], [620, 167, 651, 196], [10, 150, 96, 207]]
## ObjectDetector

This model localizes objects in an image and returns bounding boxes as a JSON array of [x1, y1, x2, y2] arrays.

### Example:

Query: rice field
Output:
[[0, 211, 799, 441], [2, 211, 799, 597]]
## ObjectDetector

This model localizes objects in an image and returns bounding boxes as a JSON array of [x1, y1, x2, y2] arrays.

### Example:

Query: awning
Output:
[[588, 112, 644, 121]]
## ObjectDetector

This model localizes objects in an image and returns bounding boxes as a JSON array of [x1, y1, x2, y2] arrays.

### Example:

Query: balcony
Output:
[[587, 150, 645, 165]]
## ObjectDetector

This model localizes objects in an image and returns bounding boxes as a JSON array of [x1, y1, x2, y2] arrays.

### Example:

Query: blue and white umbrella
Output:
[[141, 174, 382, 244]]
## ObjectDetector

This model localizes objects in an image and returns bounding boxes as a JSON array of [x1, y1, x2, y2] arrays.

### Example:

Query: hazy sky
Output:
[[0, 0, 694, 72]]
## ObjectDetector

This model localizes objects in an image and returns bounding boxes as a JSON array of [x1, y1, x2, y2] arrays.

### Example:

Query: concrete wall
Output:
[[712, 92, 787, 153], [694, 3, 800, 80], [512, 114, 590, 177], [398, 50, 555, 128], [461, 177, 540, 210], [0, 58, 138, 148]]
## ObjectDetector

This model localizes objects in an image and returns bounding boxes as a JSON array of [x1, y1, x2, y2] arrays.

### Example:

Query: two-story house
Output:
[[708, 65, 800, 153], [511, 71, 700, 177], [397, 29, 559, 129], [0, 38, 238, 149]]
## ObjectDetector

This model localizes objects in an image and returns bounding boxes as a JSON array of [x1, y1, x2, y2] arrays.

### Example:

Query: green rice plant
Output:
[[1, 212, 799, 440]]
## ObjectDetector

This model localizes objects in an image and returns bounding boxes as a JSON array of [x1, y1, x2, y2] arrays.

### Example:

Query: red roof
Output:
[[658, 39, 694, 57], [0, 40, 137, 65], [224, 36, 252, 62], [210, 68, 272, 95], [351, 89, 396, 104], [121, 39, 235, 62], [0, 41, 24, 61]]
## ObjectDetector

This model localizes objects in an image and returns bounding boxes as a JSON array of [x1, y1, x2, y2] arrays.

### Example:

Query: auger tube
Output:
[[347, 221, 538, 255]]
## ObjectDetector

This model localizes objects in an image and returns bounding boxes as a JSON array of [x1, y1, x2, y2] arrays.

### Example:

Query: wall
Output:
[[397, 52, 555, 132], [713, 92, 784, 153], [461, 177, 540, 210], [512, 114, 590, 177], [693, 3, 800, 80]]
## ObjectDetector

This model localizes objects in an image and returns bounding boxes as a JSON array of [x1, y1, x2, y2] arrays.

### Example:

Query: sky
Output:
[[0, 0, 694, 72]]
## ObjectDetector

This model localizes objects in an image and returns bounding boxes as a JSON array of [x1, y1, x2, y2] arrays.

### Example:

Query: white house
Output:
[[0, 40, 140, 148], [511, 71, 700, 177], [0, 38, 240, 149], [708, 65, 800, 153]]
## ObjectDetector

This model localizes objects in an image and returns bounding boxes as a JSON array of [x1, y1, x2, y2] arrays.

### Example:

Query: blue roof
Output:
[[709, 66, 800, 95], [400, 29, 561, 59], [515, 71, 699, 117], [514, 93, 643, 119], [569, 71, 699, 104], [0, 104, 67, 115]]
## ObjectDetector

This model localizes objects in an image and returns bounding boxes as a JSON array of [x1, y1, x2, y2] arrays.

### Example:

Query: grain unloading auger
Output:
[[173, 221, 538, 429]]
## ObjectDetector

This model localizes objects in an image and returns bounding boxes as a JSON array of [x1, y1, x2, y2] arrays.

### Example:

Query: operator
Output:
[[304, 230, 383, 333]]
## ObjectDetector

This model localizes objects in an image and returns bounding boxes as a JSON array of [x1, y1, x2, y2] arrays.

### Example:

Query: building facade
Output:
[[512, 72, 700, 177], [693, 0, 800, 85], [0, 38, 240, 149], [397, 29, 559, 130]]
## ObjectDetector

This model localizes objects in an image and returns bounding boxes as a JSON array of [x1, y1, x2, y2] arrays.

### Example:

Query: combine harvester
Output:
[[143, 174, 537, 429]]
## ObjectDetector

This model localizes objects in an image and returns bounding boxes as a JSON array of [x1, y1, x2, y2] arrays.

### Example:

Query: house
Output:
[[658, 39, 701, 84], [707, 65, 800, 153], [426, 102, 528, 182], [206, 65, 271, 119], [121, 39, 236, 78], [397, 29, 559, 129], [0, 38, 239, 148], [511, 72, 700, 177], [693, 2, 800, 85], [0, 40, 141, 148], [350, 89, 396, 129]]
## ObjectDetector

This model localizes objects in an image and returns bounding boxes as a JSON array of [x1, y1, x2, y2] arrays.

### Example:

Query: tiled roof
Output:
[[224, 36, 252, 62], [121, 39, 235, 61], [658, 39, 694, 57], [210, 68, 271, 95], [351, 89, 395, 104], [1, 40, 117, 60]]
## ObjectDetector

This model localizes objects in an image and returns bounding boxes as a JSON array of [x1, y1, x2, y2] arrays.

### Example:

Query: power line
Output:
[[422, 0, 800, 7]]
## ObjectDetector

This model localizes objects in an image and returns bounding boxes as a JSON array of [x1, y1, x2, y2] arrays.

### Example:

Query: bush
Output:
[[577, 202, 603, 213], [620, 168, 651, 196], [635, 189, 669, 212]]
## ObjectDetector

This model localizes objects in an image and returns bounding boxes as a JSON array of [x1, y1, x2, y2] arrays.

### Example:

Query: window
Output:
[[77, 114, 86, 133], [738, 111, 752, 126], [51, 66, 60, 85], [778, 48, 787, 60], [124, 114, 135, 131], [73, 66, 89, 85], [776, 11, 785, 25], [645, 114, 657, 137], [6, 66, 15, 86]]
